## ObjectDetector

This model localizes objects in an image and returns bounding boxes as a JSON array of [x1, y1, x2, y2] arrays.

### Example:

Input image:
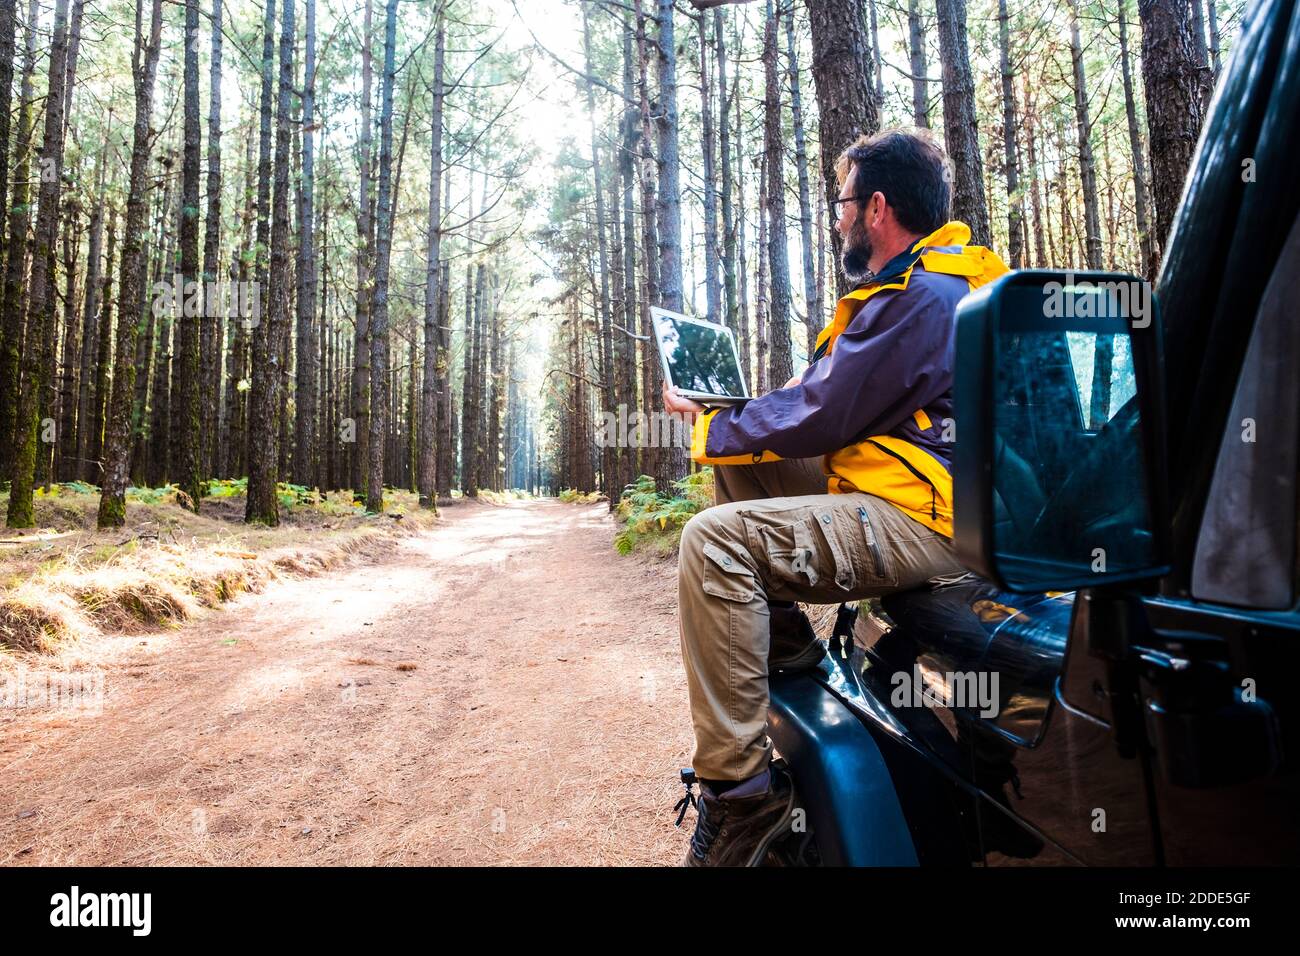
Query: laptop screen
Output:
[[653, 310, 748, 400]]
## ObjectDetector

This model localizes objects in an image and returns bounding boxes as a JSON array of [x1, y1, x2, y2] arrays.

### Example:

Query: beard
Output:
[[840, 221, 874, 285]]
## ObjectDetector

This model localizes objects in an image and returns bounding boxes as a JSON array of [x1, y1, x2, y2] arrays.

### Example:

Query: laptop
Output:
[[651, 307, 750, 406]]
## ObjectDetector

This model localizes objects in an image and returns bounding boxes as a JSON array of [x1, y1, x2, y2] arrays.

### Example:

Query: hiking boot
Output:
[[680, 765, 797, 867], [768, 602, 825, 672]]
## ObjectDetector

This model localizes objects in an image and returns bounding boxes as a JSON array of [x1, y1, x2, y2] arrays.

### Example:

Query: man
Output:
[[662, 129, 1009, 866]]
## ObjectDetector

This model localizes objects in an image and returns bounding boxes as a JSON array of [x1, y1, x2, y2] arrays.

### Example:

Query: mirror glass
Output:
[[991, 280, 1158, 589]]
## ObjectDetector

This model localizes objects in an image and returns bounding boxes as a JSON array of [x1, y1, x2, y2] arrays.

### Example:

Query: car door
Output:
[[1133, 0, 1300, 864]]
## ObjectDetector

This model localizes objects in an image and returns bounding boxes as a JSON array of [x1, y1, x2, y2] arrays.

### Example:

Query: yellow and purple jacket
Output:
[[690, 221, 1008, 538]]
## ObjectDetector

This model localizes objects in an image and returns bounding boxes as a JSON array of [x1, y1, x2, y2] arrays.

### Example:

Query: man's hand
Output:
[[662, 381, 706, 425], [780, 372, 802, 390]]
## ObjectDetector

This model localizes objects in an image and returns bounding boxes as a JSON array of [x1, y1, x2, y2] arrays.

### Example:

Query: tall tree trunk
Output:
[[801, 0, 879, 297], [88, 206, 118, 480], [633, 0, 661, 486], [1068, 0, 1103, 271], [294, 0, 317, 485], [654, 0, 684, 314], [55, 192, 82, 483], [735, 74, 751, 390], [97, 0, 163, 528], [1139, 0, 1206, 275], [936, 0, 990, 245], [366, 0, 397, 514], [8, 0, 72, 527], [697, 10, 721, 324], [0, 0, 37, 481], [909, 0, 929, 128], [1024, 82, 1047, 267], [1207, 0, 1220, 82], [583, 7, 616, 504], [487, 274, 503, 491], [1188, 0, 1213, 107], [762, 0, 791, 387], [74, 150, 108, 481], [201, 0, 223, 481], [618, 24, 639, 487], [223, 132, 256, 480], [173, 0, 203, 511], [247, 0, 294, 524], [45, 1, 86, 488], [435, 258, 452, 498], [352, 0, 374, 498], [0, 0, 16, 320], [786, 6, 818, 361], [867, 0, 884, 103], [755, 148, 770, 397], [998, 0, 1023, 268], [419, 15, 444, 509], [1119, 0, 1154, 277], [460, 262, 479, 496], [715, 8, 736, 337]]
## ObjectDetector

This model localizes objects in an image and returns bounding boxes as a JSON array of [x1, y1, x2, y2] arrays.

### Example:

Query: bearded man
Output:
[[661, 128, 1010, 866]]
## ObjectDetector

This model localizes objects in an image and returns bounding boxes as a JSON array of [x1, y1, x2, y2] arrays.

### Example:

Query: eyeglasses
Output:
[[831, 196, 865, 220]]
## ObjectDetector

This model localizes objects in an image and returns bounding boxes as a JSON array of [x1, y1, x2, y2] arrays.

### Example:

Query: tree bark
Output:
[[352, 0, 374, 498], [0, 0, 37, 481], [583, 7, 616, 504], [1138, 0, 1204, 276], [1118, 0, 1154, 276], [697, 10, 721, 324], [293, 0, 318, 486], [246, 0, 294, 524], [0, 0, 17, 323], [998, 0, 1024, 267], [88, 206, 118, 480], [366, 0, 398, 513], [74, 151, 108, 482], [419, 15, 444, 509], [801, 0, 879, 297], [173, 0, 203, 511], [97, 0, 163, 528], [786, 7, 819, 360], [633, 0, 661, 486], [654, 0, 684, 313], [8, 0, 72, 527], [715, 8, 737, 338], [201, 0, 223, 480], [909, 0, 929, 128], [762, 0, 791, 387], [1068, 0, 1103, 271], [936, 0, 990, 245]]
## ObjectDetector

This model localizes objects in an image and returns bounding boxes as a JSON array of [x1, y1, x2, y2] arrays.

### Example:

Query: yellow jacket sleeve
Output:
[[690, 408, 783, 466]]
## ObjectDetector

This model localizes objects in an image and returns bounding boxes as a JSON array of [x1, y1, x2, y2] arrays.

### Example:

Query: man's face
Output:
[[837, 168, 874, 283]]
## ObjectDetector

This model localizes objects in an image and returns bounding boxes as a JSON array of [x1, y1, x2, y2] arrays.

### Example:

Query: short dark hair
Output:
[[835, 129, 951, 236]]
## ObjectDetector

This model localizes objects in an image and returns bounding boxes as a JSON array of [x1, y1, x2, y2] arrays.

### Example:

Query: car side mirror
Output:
[[953, 270, 1171, 592]]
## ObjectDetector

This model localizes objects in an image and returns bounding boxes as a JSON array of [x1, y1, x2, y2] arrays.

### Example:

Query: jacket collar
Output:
[[851, 220, 973, 292]]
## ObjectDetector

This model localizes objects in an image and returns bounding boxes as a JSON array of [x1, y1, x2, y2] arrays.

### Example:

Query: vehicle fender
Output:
[[768, 672, 919, 866]]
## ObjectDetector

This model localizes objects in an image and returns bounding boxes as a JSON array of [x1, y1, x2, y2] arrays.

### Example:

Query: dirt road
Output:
[[1, 499, 694, 865]]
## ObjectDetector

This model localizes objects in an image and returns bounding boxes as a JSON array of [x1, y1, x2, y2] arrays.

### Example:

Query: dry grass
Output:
[[0, 486, 440, 658]]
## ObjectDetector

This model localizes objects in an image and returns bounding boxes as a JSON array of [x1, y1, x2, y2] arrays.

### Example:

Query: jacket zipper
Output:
[[865, 438, 939, 521]]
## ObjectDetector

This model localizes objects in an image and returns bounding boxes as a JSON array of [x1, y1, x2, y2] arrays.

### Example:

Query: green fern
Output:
[[613, 469, 714, 555]]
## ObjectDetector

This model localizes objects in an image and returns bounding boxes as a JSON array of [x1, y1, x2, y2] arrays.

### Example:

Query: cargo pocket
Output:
[[760, 509, 856, 593], [701, 542, 757, 603]]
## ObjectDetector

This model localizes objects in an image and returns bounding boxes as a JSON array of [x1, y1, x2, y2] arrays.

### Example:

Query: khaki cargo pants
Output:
[[678, 457, 969, 781]]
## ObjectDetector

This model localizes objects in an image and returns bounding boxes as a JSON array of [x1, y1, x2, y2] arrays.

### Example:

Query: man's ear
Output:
[[868, 191, 887, 230]]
